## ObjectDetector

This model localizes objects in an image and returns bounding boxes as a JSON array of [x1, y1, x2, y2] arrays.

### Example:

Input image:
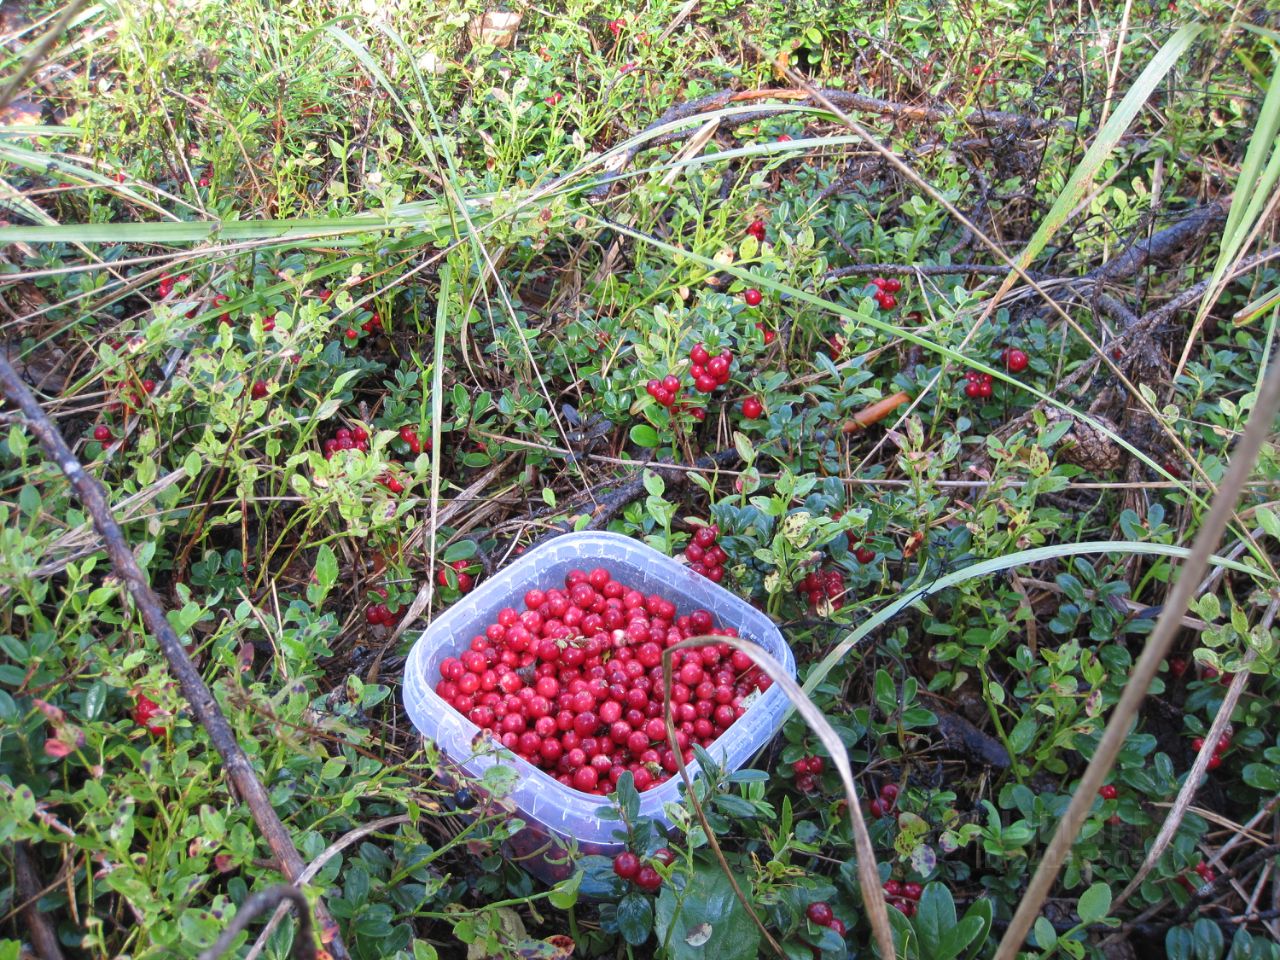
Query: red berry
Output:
[[1169, 657, 1187, 678], [131, 695, 166, 735], [792, 758, 811, 775], [883, 278, 902, 293], [661, 374, 681, 394], [1191, 737, 1205, 752], [747, 219, 766, 241], [741, 397, 763, 420], [1207, 754, 1222, 770], [805, 902, 834, 926], [1099, 784, 1118, 800], [976, 380, 993, 399], [870, 798, 886, 817], [613, 851, 640, 879], [901, 882, 923, 901], [854, 547, 875, 564], [250, 380, 268, 400], [634, 865, 662, 892], [828, 918, 846, 936], [883, 880, 902, 897], [796, 773, 817, 792], [690, 343, 710, 366], [743, 288, 762, 307], [880, 783, 899, 801], [1004, 348, 1029, 373], [652, 847, 676, 866], [345, 328, 358, 340], [876, 292, 898, 310], [93, 425, 112, 442], [806, 755, 824, 773]]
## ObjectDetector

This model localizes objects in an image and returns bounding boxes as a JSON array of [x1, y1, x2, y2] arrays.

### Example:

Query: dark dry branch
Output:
[[1085, 200, 1229, 283], [197, 885, 316, 960], [0, 355, 346, 960], [588, 86, 1066, 198], [929, 703, 1012, 769], [13, 841, 65, 960]]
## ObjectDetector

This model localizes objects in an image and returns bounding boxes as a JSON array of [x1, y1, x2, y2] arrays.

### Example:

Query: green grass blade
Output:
[[998, 23, 1204, 281]]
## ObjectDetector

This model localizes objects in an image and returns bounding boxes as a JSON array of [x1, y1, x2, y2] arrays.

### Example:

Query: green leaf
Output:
[[643, 469, 665, 498], [548, 869, 581, 910], [412, 941, 439, 960], [1256, 505, 1280, 541], [655, 862, 760, 960], [630, 424, 660, 448], [314, 545, 338, 592], [1077, 882, 1112, 925], [617, 893, 653, 946], [1008, 713, 1038, 754], [1192, 917, 1225, 960], [1033, 916, 1058, 950], [1242, 763, 1280, 792], [915, 882, 958, 954]]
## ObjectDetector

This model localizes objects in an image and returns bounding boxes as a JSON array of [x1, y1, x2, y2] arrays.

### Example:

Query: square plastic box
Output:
[[402, 531, 796, 881]]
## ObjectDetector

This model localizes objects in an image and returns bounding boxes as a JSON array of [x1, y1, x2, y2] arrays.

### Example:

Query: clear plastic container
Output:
[[402, 531, 795, 882]]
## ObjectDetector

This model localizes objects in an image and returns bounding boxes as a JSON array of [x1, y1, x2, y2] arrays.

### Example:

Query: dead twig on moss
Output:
[[0, 354, 346, 960]]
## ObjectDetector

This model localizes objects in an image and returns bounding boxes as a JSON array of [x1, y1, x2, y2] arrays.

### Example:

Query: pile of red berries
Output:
[[437, 559, 475, 594], [156, 273, 187, 300], [869, 781, 899, 818], [1192, 727, 1232, 770], [131, 694, 166, 736], [433, 566, 770, 794], [804, 902, 846, 939], [963, 370, 994, 400], [883, 880, 923, 917], [645, 375, 683, 409], [689, 343, 734, 394], [323, 426, 369, 459], [683, 523, 727, 582], [870, 277, 902, 310], [612, 846, 673, 893], [796, 568, 845, 611], [399, 424, 427, 454], [746, 219, 766, 242], [791, 753, 824, 792], [366, 586, 395, 626], [1002, 346, 1029, 373]]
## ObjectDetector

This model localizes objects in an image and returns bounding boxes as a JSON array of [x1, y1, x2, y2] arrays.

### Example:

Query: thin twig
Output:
[[0, 355, 347, 960], [992, 343, 1280, 959], [198, 886, 316, 960]]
